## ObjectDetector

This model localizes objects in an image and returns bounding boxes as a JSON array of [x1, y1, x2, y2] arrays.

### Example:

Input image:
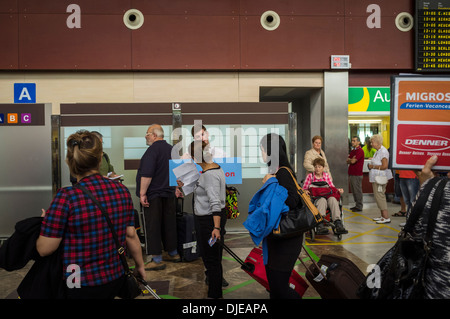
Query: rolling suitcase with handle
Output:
[[136, 277, 162, 299], [176, 198, 200, 262], [222, 242, 308, 297], [299, 245, 365, 299]]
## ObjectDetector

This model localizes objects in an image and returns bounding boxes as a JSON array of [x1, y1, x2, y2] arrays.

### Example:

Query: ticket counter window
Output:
[[180, 124, 287, 178], [62, 124, 287, 183]]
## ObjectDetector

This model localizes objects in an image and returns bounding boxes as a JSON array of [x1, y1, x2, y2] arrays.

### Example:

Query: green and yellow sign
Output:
[[348, 87, 390, 113]]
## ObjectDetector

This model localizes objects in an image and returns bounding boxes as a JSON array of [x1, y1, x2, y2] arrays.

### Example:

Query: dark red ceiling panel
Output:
[[19, 0, 130, 14], [19, 14, 131, 70], [345, 17, 413, 69], [131, 0, 239, 16], [240, 15, 345, 69], [0, 0, 17, 13], [240, 0, 345, 16], [349, 72, 394, 86], [2, 0, 417, 71], [0, 14, 18, 69], [132, 15, 240, 70], [345, 0, 414, 16]]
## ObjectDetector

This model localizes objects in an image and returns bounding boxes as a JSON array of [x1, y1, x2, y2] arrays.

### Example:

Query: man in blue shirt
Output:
[[136, 124, 180, 270]]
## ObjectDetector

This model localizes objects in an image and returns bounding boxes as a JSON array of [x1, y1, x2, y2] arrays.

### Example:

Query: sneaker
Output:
[[205, 276, 230, 287], [145, 261, 166, 271], [163, 254, 181, 263], [373, 217, 383, 221], [376, 218, 391, 224], [222, 278, 229, 287]]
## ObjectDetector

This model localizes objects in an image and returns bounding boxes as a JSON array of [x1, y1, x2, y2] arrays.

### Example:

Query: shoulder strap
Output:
[[278, 166, 302, 193], [424, 178, 447, 244], [403, 177, 446, 236], [278, 167, 323, 222], [76, 183, 130, 273]]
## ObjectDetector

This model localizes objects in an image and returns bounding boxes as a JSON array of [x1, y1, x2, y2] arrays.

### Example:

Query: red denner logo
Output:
[[402, 135, 450, 152]]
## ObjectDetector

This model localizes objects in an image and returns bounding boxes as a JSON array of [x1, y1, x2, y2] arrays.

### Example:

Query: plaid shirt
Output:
[[302, 172, 335, 190], [40, 174, 135, 287]]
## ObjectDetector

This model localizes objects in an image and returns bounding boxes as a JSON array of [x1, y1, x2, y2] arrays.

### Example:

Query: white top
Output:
[[369, 145, 393, 183]]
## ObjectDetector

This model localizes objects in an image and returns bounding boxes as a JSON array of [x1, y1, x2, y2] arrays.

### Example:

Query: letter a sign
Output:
[[14, 83, 36, 103]]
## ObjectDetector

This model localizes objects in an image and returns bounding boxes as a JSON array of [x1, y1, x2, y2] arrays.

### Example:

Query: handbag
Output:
[[76, 184, 142, 299], [357, 177, 447, 299], [272, 167, 323, 238], [225, 186, 240, 219], [373, 168, 388, 193], [309, 182, 341, 202]]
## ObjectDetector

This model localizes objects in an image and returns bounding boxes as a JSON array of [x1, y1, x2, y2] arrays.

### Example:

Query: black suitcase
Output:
[[176, 198, 200, 262], [299, 245, 365, 299]]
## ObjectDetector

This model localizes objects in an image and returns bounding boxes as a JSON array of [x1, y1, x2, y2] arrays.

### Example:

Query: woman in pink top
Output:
[[303, 157, 347, 235]]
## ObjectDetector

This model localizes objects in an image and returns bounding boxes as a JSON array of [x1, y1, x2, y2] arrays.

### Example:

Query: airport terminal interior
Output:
[[0, 0, 449, 304], [0, 195, 405, 300]]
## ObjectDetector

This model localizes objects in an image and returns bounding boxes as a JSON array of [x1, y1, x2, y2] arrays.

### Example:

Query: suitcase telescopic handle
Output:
[[136, 277, 162, 299], [218, 239, 255, 273], [298, 245, 327, 279]]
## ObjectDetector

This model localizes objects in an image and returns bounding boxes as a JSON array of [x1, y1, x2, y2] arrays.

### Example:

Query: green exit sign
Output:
[[348, 87, 390, 113]]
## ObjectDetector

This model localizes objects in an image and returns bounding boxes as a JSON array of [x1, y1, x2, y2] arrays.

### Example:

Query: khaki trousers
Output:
[[372, 182, 387, 211], [315, 197, 341, 221]]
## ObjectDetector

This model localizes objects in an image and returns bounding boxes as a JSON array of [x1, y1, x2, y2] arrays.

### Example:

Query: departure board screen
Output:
[[416, 0, 450, 72]]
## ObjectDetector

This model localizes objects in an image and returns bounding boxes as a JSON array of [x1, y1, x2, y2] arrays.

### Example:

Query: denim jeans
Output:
[[399, 178, 420, 212]]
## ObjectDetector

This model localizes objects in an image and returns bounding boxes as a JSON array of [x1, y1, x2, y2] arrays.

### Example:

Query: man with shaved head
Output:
[[136, 124, 180, 270]]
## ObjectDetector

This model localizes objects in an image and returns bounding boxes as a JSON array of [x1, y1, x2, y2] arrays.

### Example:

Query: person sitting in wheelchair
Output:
[[303, 157, 348, 235]]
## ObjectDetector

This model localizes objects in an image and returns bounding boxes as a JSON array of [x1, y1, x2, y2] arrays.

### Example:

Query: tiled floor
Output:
[[0, 195, 405, 300]]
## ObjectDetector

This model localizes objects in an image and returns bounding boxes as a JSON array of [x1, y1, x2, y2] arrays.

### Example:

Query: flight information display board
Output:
[[416, 0, 450, 72]]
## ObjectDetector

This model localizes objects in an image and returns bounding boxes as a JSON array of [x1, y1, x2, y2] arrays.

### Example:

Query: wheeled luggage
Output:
[[222, 243, 308, 297], [136, 277, 162, 299], [176, 198, 200, 262], [299, 245, 365, 299]]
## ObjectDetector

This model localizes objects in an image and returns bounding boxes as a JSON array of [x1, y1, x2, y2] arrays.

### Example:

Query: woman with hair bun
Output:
[[36, 130, 145, 299]]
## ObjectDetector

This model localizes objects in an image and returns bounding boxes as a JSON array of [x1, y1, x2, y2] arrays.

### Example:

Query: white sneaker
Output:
[[373, 217, 383, 221], [376, 218, 391, 224]]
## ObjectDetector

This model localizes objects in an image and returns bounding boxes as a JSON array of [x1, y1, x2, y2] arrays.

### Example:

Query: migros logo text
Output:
[[406, 92, 450, 102]]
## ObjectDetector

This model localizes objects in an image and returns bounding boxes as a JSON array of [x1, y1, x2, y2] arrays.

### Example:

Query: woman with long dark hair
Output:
[[258, 133, 303, 299]]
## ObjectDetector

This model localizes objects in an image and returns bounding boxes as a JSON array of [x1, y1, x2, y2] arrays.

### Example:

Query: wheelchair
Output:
[[304, 181, 347, 241]]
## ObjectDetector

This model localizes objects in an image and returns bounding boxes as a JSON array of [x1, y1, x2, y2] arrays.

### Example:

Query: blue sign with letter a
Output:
[[14, 83, 36, 103]]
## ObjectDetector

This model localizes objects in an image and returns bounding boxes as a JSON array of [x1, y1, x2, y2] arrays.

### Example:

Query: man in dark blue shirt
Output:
[[136, 124, 180, 269]]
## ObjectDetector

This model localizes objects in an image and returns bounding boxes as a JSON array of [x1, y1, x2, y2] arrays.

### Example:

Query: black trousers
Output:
[[142, 196, 177, 255], [194, 211, 226, 299], [265, 233, 303, 299], [65, 275, 125, 299]]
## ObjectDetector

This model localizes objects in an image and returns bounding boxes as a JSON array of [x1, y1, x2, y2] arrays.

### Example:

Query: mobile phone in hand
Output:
[[208, 236, 217, 247]]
